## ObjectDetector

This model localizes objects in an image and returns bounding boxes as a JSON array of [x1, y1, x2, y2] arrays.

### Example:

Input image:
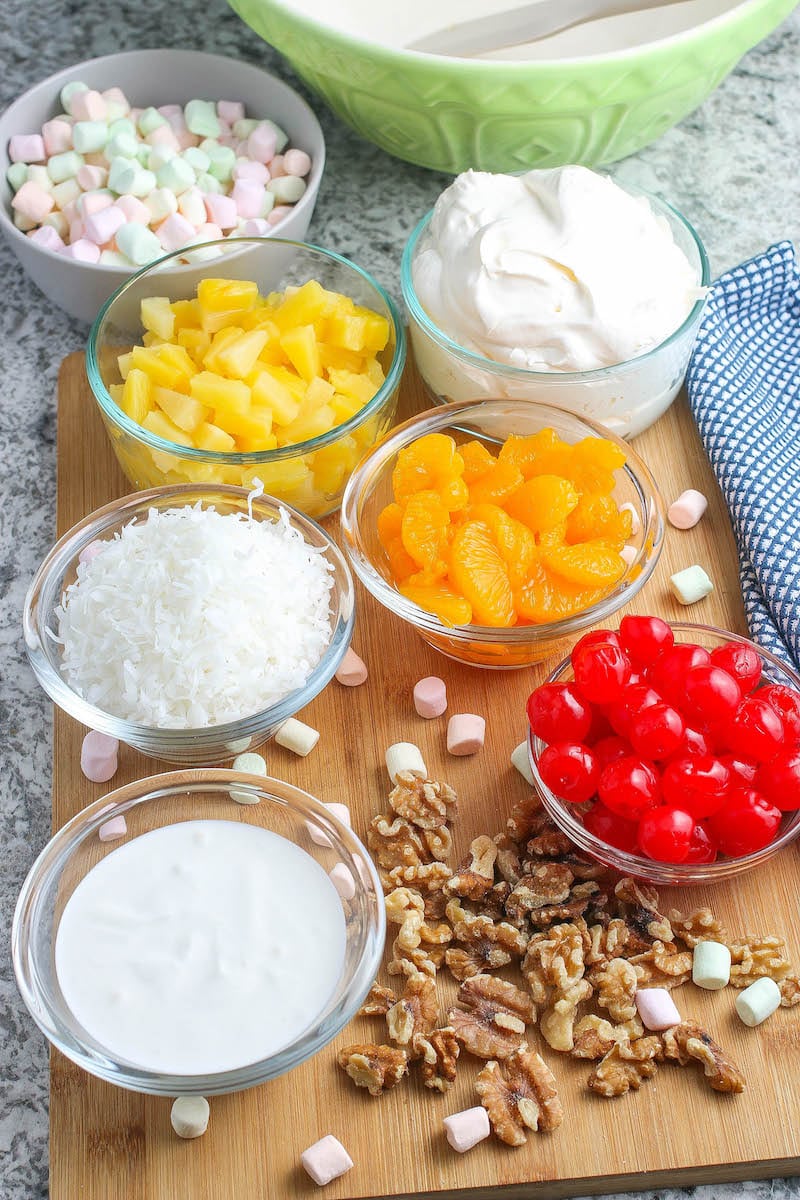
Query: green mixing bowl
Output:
[[229, 0, 797, 172]]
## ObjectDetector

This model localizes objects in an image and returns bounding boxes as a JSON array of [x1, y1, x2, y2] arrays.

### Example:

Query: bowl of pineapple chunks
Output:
[[86, 237, 406, 518]]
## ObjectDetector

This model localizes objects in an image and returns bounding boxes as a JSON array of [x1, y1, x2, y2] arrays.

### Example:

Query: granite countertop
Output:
[[1, 1, 798, 1196]]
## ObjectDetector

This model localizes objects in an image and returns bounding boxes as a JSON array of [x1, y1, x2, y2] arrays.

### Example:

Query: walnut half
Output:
[[448, 973, 535, 1060], [661, 1021, 745, 1094], [475, 1049, 563, 1145], [337, 1043, 408, 1096], [418, 1027, 460, 1092]]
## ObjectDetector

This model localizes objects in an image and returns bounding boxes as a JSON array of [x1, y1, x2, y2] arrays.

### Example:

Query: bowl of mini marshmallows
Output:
[[0, 49, 325, 323], [23, 483, 354, 764]]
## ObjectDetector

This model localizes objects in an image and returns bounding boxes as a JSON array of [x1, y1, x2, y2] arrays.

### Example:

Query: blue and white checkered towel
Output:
[[686, 240, 800, 673]]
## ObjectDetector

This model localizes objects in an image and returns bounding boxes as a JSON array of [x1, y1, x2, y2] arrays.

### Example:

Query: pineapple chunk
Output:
[[153, 385, 209, 433], [279, 324, 321, 382], [212, 329, 270, 379], [189, 372, 251, 419], [199, 308, 249, 335], [131, 344, 195, 391], [141, 331, 164, 348], [203, 328, 242, 375], [319, 344, 366, 373], [170, 299, 200, 330], [117, 351, 133, 380], [320, 287, 355, 317], [250, 369, 301, 427], [281, 403, 336, 445], [141, 296, 175, 341], [142, 408, 194, 447], [252, 458, 312, 494], [331, 392, 364, 424], [305, 376, 335, 408], [271, 280, 328, 331], [120, 368, 152, 423], [365, 357, 385, 388], [356, 308, 390, 353], [177, 328, 212, 364], [236, 431, 279, 453], [195, 421, 236, 452], [325, 311, 368, 353], [312, 437, 356, 494], [222, 405, 274, 443], [109, 383, 124, 405], [327, 368, 377, 406], [197, 278, 259, 314]]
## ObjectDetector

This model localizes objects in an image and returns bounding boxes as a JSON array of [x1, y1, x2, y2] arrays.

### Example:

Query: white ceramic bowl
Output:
[[0, 49, 325, 324]]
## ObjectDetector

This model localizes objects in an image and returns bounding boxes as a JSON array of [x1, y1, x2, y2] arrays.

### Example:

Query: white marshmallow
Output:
[[275, 717, 319, 757], [170, 1096, 210, 1139], [692, 941, 731, 990], [510, 740, 535, 786], [669, 564, 714, 605], [385, 741, 426, 784], [230, 751, 267, 805], [735, 976, 781, 1027]]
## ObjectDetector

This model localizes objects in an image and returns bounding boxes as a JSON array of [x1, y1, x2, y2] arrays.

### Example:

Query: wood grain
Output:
[[51, 351, 800, 1199]]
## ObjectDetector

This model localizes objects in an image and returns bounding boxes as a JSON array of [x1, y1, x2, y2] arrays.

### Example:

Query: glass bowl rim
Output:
[[400, 184, 710, 381], [22, 482, 355, 746], [527, 620, 800, 880], [12, 767, 386, 1095], [86, 235, 407, 464], [340, 396, 666, 643]]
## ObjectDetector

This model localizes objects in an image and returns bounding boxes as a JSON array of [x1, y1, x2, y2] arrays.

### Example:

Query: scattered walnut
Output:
[[387, 771, 457, 830], [630, 941, 693, 990], [418, 1027, 460, 1092], [588, 1042, 658, 1097], [540, 980, 594, 1053], [591, 957, 639, 1023], [481, 881, 512, 921], [385, 887, 424, 942], [448, 973, 535, 1060], [584, 918, 632, 967], [506, 795, 554, 844], [387, 861, 453, 919], [386, 973, 439, 1054], [476, 1049, 563, 1145], [780, 975, 800, 1007], [614, 878, 673, 951], [337, 1043, 408, 1096], [446, 835, 497, 900], [528, 882, 602, 929], [445, 898, 527, 982], [668, 906, 728, 948], [571, 1014, 644, 1060], [524, 830, 574, 859], [505, 864, 574, 922], [661, 1021, 745, 1094], [728, 934, 792, 986], [359, 983, 397, 1017], [522, 922, 586, 1008], [494, 834, 523, 885], [368, 815, 428, 884], [423, 823, 453, 863]]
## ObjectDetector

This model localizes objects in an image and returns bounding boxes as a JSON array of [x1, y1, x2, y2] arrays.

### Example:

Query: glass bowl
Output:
[[23, 484, 354, 765], [401, 186, 709, 439], [12, 769, 385, 1096], [527, 622, 800, 885], [340, 398, 664, 670], [86, 237, 406, 519]]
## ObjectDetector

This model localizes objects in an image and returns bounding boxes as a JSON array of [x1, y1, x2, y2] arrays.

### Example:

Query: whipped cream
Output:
[[412, 166, 701, 373]]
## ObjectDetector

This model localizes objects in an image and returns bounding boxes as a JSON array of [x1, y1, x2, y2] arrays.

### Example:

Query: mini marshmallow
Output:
[[275, 717, 319, 757], [230, 751, 268, 804], [240, 217, 270, 235], [72, 120, 108, 155], [51, 178, 81, 209], [116, 222, 162, 265], [335, 647, 368, 686], [217, 100, 245, 125], [84, 205, 126, 245], [668, 489, 708, 530], [170, 1096, 210, 1140], [735, 976, 781, 1027], [413, 676, 447, 719], [692, 941, 731, 990], [177, 187, 207, 227], [233, 158, 269, 184], [258, 118, 288, 152], [511, 740, 535, 786], [138, 106, 166, 136], [12, 181, 54, 223], [145, 187, 179, 224], [195, 171, 223, 194], [42, 210, 69, 238], [233, 117, 260, 139], [247, 123, 277, 164], [269, 154, 286, 177], [60, 81, 89, 114], [76, 163, 108, 191], [619, 501, 641, 536], [329, 862, 356, 900], [115, 193, 151, 224], [155, 155, 195, 194], [7, 161, 29, 191], [268, 175, 306, 204], [70, 89, 107, 123], [99, 249, 131, 265], [620, 545, 638, 567], [108, 117, 136, 138], [99, 815, 127, 842], [68, 218, 86, 243], [102, 87, 131, 119], [183, 146, 211, 175], [669, 564, 714, 605], [185, 99, 220, 139], [108, 157, 156, 197], [203, 143, 237, 183], [156, 212, 197, 252], [146, 125, 181, 152], [80, 730, 119, 783], [306, 802, 351, 848], [77, 189, 114, 217], [386, 742, 426, 784], [106, 132, 139, 161], [443, 1107, 491, 1154], [13, 212, 37, 232], [47, 149, 84, 183], [148, 143, 179, 173], [283, 148, 311, 177], [29, 225, 64, 252], [204, 192, 238, 231], [267, 204, 291, 227], [232, 178, 266, 219], [447, 713, 486, 756], [27, 165, 53, 192], [301, 1135, 353, 1187], [635, 987, 681, 1031], [42, 119, 73, 156], [9, 133, 46, 163]]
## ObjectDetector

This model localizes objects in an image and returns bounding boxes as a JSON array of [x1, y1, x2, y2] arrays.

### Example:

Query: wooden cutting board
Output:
[[51, 351, 800, 1200]]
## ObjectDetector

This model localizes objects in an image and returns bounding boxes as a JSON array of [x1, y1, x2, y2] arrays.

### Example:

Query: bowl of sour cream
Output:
[[402, 165, 710, 439], [13, 769, 384, 1095]]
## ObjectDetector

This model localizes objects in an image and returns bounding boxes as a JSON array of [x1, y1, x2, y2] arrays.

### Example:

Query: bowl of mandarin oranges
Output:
[[526, 617, 800, 884], [340, 399, 664, 668]]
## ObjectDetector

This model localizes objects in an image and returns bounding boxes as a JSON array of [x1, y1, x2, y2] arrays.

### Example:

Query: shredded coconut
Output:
[[55, 503, 335, 729]]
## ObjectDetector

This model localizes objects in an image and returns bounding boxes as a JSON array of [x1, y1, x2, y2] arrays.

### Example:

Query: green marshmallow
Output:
[[184, 99, 220, 139], [47, 150, 84, 183], [183, 147, 210, 175], [138, 107, 166, 136], [156, 156, 195, 194], [117, 222, 162, 267], [60, 81, 89, 115], [233, 118, 259, 140], [204, 143, 236, 184], [268, 175, 306, 204], [107, 131, 139, 160], [256, 119, 288, 153], [148, 144, 177, 172], [7, 162, 28, 191], [72, 121, 109, 155], [108, 118, 136, 138], [195, 172, 223, 195]]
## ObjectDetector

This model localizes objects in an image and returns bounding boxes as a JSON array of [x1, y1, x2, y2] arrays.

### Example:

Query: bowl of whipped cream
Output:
[[401, 165, 709, 438]]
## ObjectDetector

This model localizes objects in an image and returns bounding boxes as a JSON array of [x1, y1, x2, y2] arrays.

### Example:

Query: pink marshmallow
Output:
[[413, 676, 447, 719], [203, 193, 237, 231], [233, 159, 269, 184], [334, 647, 368, 687], [65, 237, 101, 262], [69, 218, 85, 242], [156, 212, 197, 251], [129, 106, 144, 124], [620, 545, 637, 567], [146, 124, 180, 151], [194, 222, 223, 242], [99, 815, 127, 842], [11, 180, 54, 223], [28, 225, 65, 252], [78, 539, 106, 564], [266, 205, 291, 227], [80, 730, 119, 783], [443, 1107, 491, 1154], [305, 802, 351, 849], [10, 133, 46, 163], [76, 164, 108, 191], [176, 129, 199, 150], [283, 148, 311, 177], [217, 100, 245, 125], [232, 178, 266, 219], [447, 713, 486, 756], [247, 123, 277, 164], [635, 987, 682, 1031], [70, 89, 107, 122], [217, 133, 237, 149], [80, 190, 113, 217], [269, 154, 286, 177], [329, 862, 356, 900], [84, 205, 126, 246], [240, 218, 270, 236], [42, 118, 73, 156], [115, 194, 151, 224], [301, 1135, 353, 1187], [668, 488, 708, 530], [102, 87, 130, 112], [158, 104, 183, 119]]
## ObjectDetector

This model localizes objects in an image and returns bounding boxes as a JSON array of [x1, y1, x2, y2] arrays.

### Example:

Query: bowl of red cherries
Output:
[[526, 617, 800, 885]]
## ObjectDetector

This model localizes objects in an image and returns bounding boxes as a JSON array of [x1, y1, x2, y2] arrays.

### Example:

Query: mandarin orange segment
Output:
[[460, 439, 497, 484], [514, 562, 604, 623], [385, 537, 417, 581], [449, 520, 515, 627], [468, 503, 538, 586], [391, 432, 466, 508], [399, 582, 472, 627], [401, 490, 450, 576], [503, 475, 579, 533], [498, 429, 568, 479], [377, 501, 404, 549], [543, 541, 626, 588], [565, 492, 632, 550], [466, 461, 523, 507]]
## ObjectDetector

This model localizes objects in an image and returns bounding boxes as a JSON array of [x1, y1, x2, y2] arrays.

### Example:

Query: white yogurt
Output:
[[55, 820, 347, 1075]]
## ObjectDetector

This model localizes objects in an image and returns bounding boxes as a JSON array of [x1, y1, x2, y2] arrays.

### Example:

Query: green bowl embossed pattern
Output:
[[229, 0, 797, 172]]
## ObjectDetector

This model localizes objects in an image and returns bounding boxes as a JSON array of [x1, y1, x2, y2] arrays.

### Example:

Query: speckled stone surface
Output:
[[0, 2, 798, 1197]]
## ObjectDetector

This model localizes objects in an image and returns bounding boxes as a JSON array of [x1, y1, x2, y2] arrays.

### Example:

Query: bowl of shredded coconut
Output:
[[23, 483, 354, 764]]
